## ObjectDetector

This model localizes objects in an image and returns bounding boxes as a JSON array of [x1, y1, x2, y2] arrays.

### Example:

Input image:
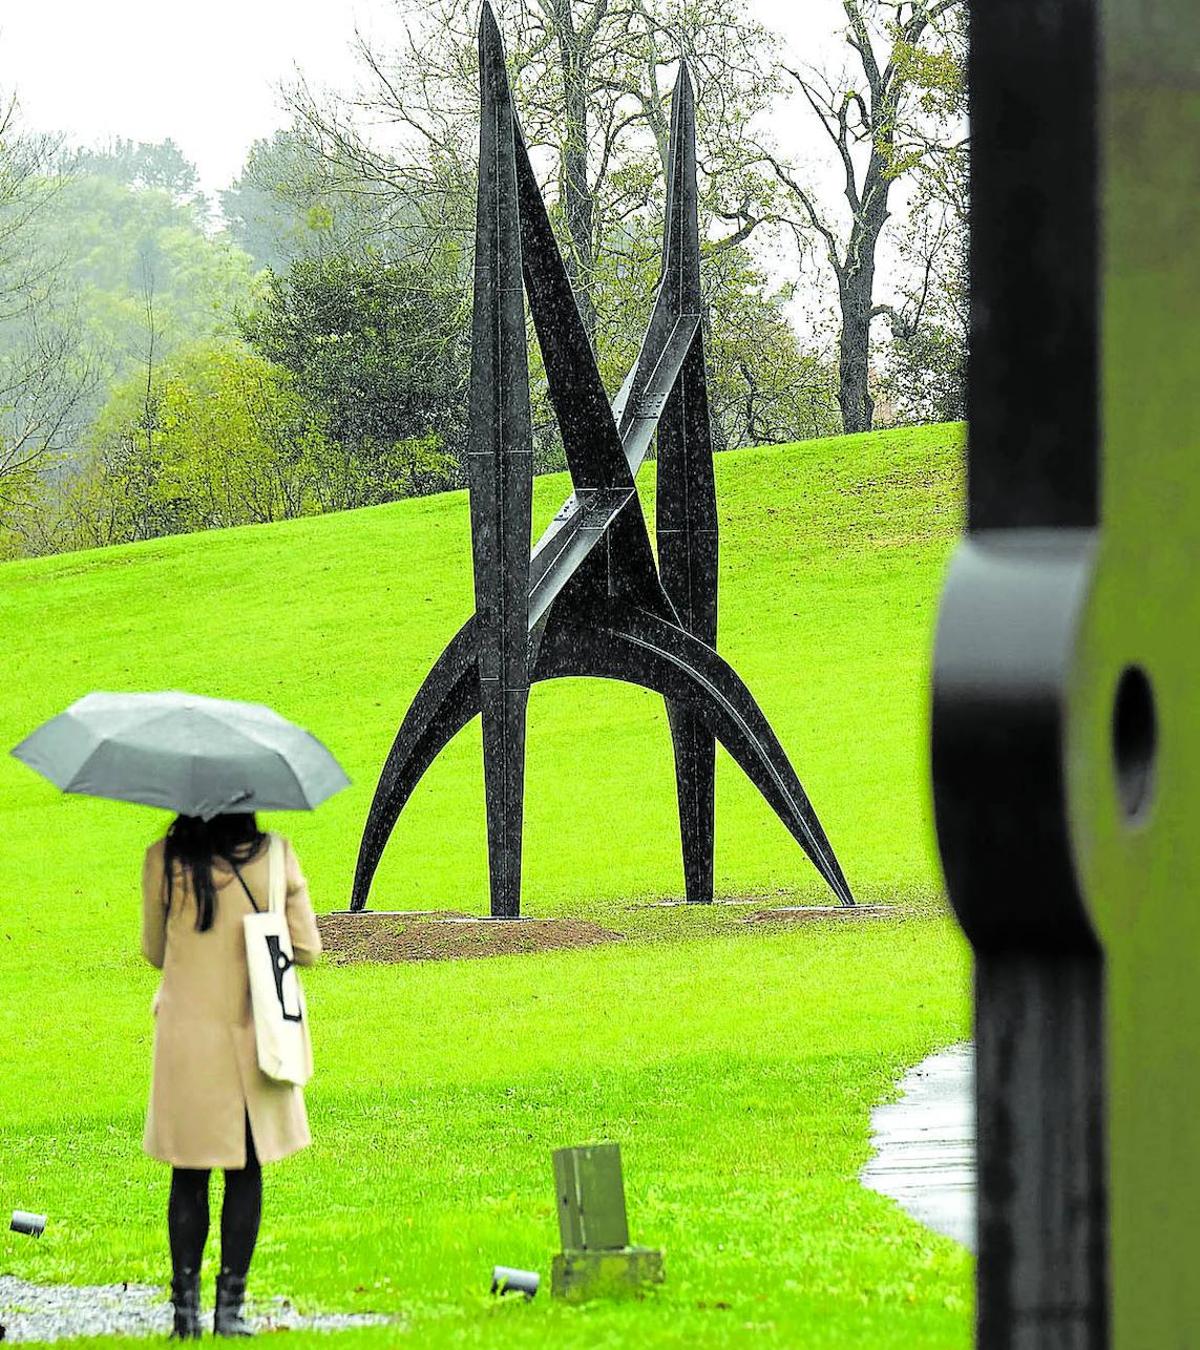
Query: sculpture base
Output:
[[631, 897, 767, 909], [550, 1247, 665, 1303], [743, 904, 898, 924], [632, 898, 890, 912], [323, 911, 537, 921]]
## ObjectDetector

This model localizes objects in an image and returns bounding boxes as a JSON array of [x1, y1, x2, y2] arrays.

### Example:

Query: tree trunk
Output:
[[836, 164, 889, 435], [837, 271, 875, 434]]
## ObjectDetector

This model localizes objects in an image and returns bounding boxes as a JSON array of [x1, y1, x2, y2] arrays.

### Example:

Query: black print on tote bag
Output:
[[265, 935, 302, 1023]]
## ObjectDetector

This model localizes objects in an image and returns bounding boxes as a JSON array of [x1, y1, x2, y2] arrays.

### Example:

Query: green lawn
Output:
[[0, 423, 972, 1346]]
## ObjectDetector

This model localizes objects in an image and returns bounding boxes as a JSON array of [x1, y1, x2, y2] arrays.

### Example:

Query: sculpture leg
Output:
[[470, 3, 533, 917], [537, 607, 853, 907], [659, 336, 717, 904], [655, 68, 718, 904], [352, 622, 481, 910], [479, 684, 528, 918], [665, 703, 715, 903]]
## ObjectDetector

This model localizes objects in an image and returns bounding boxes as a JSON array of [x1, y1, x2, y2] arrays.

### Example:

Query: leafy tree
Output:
[[72, 138, 205, 208], [222, 130, 442, 277], [9, 341, 324, 555], [582, 221, 839, 449], [140, 342, 321, 527], [0, 143, 259, 496], [239, 253, 469, 507], [36, 172, 255, 371], [221, 132, 348, 273]]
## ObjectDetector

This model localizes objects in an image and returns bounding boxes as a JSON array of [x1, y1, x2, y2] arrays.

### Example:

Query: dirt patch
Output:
[[317, 911, 625, 964], [318, 909, 470, 955], [742, 903, 900, 925]]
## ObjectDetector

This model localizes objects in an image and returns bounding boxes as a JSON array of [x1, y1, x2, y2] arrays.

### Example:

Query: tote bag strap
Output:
[[267, 834, 286, 916], [229, 858, 261, 914]]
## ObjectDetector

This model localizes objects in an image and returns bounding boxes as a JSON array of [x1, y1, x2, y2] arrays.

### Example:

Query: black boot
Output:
[[169, 1269, 202, 1340], [214, 1271, 253, 1337]]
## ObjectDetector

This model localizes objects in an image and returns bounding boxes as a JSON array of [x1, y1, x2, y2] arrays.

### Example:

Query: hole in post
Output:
[[1112, 665, 1157, 823]]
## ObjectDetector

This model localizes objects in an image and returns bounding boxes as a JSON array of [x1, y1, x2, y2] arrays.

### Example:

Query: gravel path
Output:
[[861, 1042, 976, 1250], [0, 1275, 393, 1342]]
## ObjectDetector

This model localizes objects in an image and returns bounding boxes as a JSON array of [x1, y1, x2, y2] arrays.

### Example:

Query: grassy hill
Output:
[[0, 423, 972, 1348], [1, 422, 963, 946]]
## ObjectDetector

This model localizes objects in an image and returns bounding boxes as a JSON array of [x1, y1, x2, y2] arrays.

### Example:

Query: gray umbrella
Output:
[[11, 691, 350, 820]]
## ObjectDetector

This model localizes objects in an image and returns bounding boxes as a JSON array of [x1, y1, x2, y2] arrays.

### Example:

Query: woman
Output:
[[141, 813, 322, 1340]]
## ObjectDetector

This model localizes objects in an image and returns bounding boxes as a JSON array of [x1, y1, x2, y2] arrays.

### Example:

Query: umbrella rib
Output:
[[258, 747, 312, 810], [232, 720, 343, 803], [178, 711, 315, 812], [60, 702, 199, 793]]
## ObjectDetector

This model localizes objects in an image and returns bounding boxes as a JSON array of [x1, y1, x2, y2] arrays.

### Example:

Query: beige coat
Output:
[[141, 834, 322, 1169]]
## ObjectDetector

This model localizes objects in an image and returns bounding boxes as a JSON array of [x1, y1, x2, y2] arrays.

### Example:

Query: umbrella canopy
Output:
[[11, 691, 350, 820]]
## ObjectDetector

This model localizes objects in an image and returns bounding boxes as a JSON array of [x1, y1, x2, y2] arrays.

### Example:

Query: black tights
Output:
[[168, 1114, 262, 1279]]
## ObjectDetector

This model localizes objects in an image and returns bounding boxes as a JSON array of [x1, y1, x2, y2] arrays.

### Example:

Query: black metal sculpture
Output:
[[351, 1, 852, 918]]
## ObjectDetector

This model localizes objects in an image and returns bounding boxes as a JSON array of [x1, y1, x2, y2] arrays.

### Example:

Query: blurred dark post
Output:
[[933, 0, 1200, 1346]]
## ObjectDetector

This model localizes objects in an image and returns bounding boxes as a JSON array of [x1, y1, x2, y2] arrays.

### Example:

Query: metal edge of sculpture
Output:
[[351, 1, 853, 918]]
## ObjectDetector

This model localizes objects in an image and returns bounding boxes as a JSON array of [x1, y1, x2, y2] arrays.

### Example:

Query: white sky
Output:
[[2, 0, 848, 198]]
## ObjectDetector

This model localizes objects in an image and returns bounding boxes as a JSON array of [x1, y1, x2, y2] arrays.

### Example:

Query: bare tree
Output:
[[0, 316, 94, 509], [287, 0, 783, 342], [767, 0, 964, 433], [0, 92, 95, 513], [874, 2, 967, 425], [0, 95, 64, 320]]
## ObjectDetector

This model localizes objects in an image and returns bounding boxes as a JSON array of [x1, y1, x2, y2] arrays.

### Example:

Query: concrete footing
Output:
[[550, 1247, 665, 1302], [743, 904, 898, 924]]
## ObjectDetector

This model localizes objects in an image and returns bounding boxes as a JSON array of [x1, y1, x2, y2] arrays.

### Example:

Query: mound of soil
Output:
[[317, 911, 625, 964], [318, 909, 471, 955]]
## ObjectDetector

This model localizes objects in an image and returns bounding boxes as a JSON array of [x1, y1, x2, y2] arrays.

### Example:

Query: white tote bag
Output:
[[240, 834, 313, 1087]]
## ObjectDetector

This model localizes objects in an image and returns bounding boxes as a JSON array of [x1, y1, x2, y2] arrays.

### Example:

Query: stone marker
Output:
[[550, 1144, 664, 1302]]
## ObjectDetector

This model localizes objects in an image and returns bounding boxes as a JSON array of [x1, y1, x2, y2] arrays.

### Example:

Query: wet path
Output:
[[861, 1042, 976, 1251], [0, 1274, 392, 1342]]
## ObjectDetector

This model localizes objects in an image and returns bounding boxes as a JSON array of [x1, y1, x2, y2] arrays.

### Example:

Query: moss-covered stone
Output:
[[551, 1246, 665, 1302]]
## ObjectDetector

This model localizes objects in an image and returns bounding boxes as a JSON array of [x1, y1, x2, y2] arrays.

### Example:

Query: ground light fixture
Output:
[[490, 1267, 539, 1299], [9, 1212, 46, 1238]]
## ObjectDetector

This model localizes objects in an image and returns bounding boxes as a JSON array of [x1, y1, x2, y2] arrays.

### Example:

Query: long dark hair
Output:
[[163, 813, 267, 932]]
